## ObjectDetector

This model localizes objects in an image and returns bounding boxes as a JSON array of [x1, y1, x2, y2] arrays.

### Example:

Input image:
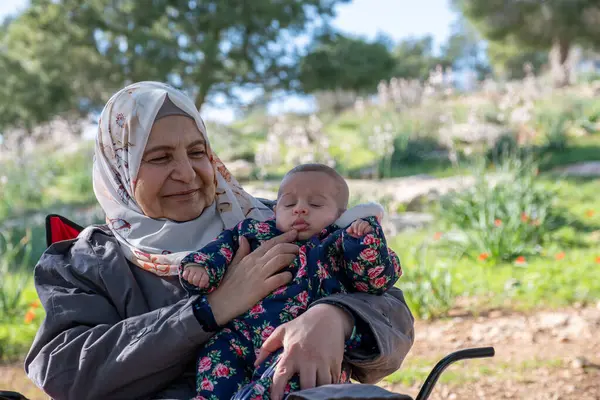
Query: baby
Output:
[[180, 163, 402, 400]]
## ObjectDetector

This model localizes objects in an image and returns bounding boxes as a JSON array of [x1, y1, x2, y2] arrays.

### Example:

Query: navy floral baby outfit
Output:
[[180, 216, 402, 400]]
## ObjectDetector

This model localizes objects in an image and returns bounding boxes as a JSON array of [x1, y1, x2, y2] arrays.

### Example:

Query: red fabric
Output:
[[49, 216, 82, 244]]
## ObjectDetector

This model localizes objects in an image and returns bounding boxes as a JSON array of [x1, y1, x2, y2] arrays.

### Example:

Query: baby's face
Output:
[[275, 172, 341, 240]]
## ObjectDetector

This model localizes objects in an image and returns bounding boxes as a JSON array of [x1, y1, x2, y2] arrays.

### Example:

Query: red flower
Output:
[[198, 357, 212, 373], [296, 291, 308, 305], [200, 378, 214, 391], [249, 303, 265, 317], [296, 263, 307, 278], [272, 286, 287, 296], [515, 256, 526, 265], [231, 343, 243, 356], [288, 305, 302, 317], [372, 276, 388, 289], [193, 252, 209, 263], [367, 266, 385, 279], [521, 213, 529, 223], [351, 262, 364, 275], [256, 222, 271, 234], [433, 232, 443, 241], [299, 250, 307, 267], [213, 363, 230, 378], [478, 253, 489, 261], [555, 252, 565, 260], [360, 248, 378, 263], [355, 282, 369, 292], [494, 219, 502, 227], [220, 247, 233, 263], [595, 256, 600, 264], [261, 326, 275, 341], [362, 234, 379, 246], [24, 309, 36, 324], [585, 210, 595, 218]]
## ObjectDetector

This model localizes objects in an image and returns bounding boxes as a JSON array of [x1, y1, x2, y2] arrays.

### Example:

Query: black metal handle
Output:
[[415, 347, 495, 400]]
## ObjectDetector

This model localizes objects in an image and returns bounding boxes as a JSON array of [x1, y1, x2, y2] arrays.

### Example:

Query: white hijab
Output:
[[93, 81, 273, 276]]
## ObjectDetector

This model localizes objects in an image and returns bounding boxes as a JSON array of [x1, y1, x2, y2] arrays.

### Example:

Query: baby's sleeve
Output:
[[179, 220, 247, 294], [338, 216, 402, 295]]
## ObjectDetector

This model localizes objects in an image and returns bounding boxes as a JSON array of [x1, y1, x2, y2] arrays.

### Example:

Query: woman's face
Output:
[[134, 115, 216, 222]]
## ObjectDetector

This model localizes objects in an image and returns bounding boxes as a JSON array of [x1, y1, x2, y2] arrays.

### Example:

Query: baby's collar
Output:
[[333, 202, 385, 229]]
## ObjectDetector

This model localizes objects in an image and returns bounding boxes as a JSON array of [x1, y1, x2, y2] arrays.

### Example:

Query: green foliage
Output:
[[536, 113, 569, 151], [457, 0, 600, 50], [0, 0, 350, 134], [392, 36, 445, 80], [438, 154, 562, 264], [440, 17, 491, 77], [486, 39, 548, 80], [0, 230, 32, 321], [397, 243, 454, 320], [457, 0, 600, 85], [299, 33, 396, 94], [0, 143, 96, 223]]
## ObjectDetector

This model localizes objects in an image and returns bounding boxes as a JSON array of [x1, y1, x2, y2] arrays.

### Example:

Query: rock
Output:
[[384, 212, 434, 235], [553, 161, 600, 177], [571, 356, 589, 369], [561, 315, 592, 339], [536, 313, 570, 330]]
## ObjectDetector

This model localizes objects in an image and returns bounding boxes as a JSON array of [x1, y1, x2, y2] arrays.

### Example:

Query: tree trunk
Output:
[[195, 85, 210, 111], [550, 37, 571, 87]]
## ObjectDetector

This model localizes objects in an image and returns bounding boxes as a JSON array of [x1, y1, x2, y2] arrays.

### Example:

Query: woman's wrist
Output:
[[310, 303, 354, 340]]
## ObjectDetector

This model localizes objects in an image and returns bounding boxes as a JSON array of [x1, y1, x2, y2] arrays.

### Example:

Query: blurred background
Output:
[[1, 1, 600, 398]]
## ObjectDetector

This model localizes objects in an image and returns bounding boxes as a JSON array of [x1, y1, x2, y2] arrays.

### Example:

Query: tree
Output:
[[299, 33, 396, 95], [456, 0, 600, 86], [440, 17, 491, 80], [392, 36, 442, 80], [486, 39, 548, 80], [0, 0, 349, 134]]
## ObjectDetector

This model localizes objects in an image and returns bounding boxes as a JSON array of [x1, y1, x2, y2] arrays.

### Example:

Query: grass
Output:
[[384, 357, 565, 387], [538, 135, 600, 171], [390, 176, 600, 317]]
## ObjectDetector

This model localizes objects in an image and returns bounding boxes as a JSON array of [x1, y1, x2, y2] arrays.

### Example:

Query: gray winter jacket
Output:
[[25, 226, 414, 400]]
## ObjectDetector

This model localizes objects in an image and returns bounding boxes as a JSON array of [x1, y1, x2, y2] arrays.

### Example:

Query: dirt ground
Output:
[[1, 304, 599, 399], [383, 304, 600, 400]]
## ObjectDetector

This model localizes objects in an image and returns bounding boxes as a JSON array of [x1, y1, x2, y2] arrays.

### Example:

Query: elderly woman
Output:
[[25, 82, 414, 400]]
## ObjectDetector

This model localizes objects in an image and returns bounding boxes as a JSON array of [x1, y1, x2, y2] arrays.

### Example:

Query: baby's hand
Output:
[[346, 219, 373, 238], [182, 265, 209, 288]]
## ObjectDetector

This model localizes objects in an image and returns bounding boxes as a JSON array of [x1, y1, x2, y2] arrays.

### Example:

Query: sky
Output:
[[0, 0, 457, 123]]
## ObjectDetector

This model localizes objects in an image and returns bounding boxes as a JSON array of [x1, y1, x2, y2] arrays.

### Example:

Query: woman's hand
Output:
[[207, 230, 299, 326], [254, 303, 354, 400]]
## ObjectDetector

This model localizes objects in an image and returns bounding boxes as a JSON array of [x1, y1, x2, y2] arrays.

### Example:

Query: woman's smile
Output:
[[164, 188, 200, 200]]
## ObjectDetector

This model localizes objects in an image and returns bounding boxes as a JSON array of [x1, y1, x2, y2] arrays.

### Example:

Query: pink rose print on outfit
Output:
[[261, 325, 275, 342], [213, 363, 231, 378], [193, 253, 210, 263], [256, 222, 271, 234], [248, 303, 266, 318], [367, 266, 385, 279], [220, 246, 233, 263], [360, 247, 378, 263], [198, 357, 212, 373], [200, 378, 214, 391]]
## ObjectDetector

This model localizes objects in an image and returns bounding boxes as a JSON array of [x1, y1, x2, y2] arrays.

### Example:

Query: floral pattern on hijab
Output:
[[93, 81, 273, 276]]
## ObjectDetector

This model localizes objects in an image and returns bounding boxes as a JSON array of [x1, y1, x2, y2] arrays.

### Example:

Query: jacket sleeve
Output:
[[24, 234, 215, 400], [179, 224, 242, 294], [338, 216, 402, 294], [312, 287, 415, 384]]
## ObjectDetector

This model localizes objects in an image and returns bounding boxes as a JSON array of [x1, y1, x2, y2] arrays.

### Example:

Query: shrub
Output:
[[438, 154, 562, 264]]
